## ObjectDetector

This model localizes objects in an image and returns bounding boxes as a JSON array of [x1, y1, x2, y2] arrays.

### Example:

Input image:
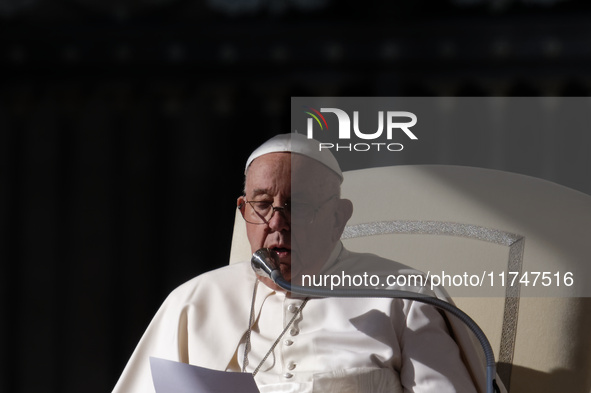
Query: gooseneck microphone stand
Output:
[[251, 248, 500, 393]]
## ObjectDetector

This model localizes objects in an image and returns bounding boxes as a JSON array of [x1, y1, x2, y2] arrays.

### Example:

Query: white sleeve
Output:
[[111, 291, 190, 393], [399, 299, 478, 393]]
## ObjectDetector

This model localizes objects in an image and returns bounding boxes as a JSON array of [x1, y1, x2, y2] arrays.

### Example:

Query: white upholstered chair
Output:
[[230, 165, 591, 392]]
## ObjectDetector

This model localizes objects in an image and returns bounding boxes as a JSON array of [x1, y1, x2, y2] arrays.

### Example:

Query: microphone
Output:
[[251, 248, 284, 284], [251, 248, 500, 393]]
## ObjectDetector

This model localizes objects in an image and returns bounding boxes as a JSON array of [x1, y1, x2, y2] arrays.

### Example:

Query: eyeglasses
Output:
[[239, 194, 338, 225]]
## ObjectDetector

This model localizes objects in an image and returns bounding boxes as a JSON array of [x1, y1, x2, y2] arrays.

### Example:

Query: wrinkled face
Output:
[[238, 152, 352, 290]]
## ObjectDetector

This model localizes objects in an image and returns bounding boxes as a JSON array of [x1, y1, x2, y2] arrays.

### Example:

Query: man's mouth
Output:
[[270, 247, 291, 258]]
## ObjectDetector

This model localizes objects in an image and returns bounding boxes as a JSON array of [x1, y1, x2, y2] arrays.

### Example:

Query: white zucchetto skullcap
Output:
[[245, 133, 343, 182]]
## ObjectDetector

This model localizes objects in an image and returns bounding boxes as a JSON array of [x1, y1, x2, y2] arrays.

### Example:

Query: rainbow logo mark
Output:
[[303, 106, 328, 130]]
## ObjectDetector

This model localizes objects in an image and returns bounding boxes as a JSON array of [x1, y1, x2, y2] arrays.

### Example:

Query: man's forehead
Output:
[[245, 153, 336, 198], [244, 153, 289, 192]]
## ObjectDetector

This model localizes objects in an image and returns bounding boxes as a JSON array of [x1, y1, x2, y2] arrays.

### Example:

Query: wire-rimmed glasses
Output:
[[239, 194, 338, 225]]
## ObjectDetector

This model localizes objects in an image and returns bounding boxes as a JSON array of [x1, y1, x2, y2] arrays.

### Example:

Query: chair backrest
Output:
[[230, 165, 591, 392]]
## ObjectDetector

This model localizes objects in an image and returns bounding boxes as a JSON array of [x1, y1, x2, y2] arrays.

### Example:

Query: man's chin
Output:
[[279, 263, 291, 282]]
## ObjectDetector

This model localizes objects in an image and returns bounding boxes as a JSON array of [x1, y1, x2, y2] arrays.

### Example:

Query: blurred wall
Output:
[[1, 1, 591, 392]]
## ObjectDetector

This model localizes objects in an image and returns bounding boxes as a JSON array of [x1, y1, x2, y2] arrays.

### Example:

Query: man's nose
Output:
[[267, 207, 290, 232]]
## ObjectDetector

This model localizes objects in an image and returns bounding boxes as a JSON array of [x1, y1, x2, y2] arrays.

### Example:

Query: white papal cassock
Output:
[[113, 242, 499, 393]]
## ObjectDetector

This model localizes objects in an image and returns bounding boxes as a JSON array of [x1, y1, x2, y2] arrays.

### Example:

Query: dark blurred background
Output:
[[1, 1, 591, 392]]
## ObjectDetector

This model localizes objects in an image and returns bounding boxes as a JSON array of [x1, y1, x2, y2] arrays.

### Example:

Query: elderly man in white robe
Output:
[[112, 133, 494, 393]]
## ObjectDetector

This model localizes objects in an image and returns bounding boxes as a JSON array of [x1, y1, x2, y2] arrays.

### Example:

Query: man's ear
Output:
[[331, 198, 353, 243], [237, 196, 246, 217]]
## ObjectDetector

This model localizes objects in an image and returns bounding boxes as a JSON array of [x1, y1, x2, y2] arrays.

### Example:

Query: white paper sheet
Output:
[[150, 357, 260, 393]]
